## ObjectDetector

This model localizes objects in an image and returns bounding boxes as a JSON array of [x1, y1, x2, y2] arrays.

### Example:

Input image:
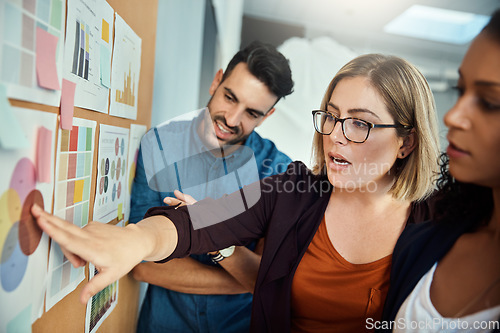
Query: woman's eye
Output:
[[353, 120, 368, 129], [479, 99, 500, 111]]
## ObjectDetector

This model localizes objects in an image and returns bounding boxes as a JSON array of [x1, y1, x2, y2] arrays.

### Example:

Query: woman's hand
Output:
[[31, 204, 177, 304]]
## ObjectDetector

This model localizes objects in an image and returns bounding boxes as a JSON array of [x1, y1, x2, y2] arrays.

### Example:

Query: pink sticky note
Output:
[[36, 27, 60, 90], [60, 79, 76, 130], [36, 126, 53, 183]]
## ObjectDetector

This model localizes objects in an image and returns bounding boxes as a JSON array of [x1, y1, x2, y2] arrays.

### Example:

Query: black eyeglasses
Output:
[[312, 110, 412, 143]]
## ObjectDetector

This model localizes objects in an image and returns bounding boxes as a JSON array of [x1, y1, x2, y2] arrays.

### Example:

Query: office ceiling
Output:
[[243, 0, 499, 68]]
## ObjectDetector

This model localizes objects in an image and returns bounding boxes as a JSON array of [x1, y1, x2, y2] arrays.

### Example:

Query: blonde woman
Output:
[[32, 54, 440, 332]]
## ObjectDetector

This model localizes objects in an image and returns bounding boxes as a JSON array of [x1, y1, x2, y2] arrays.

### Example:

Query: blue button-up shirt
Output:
[[130, 109, 291, 333]]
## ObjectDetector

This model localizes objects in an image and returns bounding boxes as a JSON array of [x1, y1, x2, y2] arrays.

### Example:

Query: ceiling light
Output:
[[384, 5, 490, 45]]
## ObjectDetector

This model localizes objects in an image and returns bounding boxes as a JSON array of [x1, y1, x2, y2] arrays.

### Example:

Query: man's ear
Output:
[[256, 108, 275, 127], [209, 69, 224, 96], [398, 130, 417, 159]]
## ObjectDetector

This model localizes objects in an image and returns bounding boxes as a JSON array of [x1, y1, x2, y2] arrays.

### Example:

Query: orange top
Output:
[[291, 217, 392, 332]]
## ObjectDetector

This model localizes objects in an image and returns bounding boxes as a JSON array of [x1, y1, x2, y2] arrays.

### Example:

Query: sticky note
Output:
[[36, 126, 53, 183], [0, 84, 30, 149], [60, 79, 76, 130], [35, 27, 60, 90], [73, 179, 84, 203], [117, 203, 123, 221], [101, 19, 110, 43], [100, 44, 111, 88]]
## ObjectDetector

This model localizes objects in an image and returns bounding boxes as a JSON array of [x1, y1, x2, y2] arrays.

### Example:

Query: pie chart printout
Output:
[[1, 158, 45, 292]]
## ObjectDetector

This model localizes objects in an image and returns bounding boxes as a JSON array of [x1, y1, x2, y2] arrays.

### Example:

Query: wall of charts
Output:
[[0, 0, 157, 332]]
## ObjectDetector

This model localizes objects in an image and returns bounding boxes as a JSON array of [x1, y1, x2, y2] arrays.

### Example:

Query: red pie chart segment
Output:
[[19, 190, 44, 256]]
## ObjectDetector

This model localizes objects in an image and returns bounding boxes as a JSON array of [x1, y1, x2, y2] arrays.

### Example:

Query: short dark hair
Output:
[[481, 8, 500, 42], [222, 41, 294, 101]]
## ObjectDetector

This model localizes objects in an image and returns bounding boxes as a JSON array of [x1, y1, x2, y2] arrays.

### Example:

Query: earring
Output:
[[400, 152, 405, 158]]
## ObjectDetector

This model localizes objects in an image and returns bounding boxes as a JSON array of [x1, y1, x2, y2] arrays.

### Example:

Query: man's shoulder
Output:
[[246, 131, 291, 163]]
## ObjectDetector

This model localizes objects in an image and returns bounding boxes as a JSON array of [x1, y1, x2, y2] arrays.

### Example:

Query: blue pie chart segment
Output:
[[0, 222, 28, 292]]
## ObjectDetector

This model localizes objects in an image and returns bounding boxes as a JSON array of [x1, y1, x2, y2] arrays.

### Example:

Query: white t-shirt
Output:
[[394, 263, 500, 332]]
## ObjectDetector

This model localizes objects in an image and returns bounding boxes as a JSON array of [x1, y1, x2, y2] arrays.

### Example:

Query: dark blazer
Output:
[[145, 161, 433, 332]]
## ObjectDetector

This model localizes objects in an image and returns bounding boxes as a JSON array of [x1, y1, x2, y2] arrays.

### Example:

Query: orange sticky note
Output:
[[102, 19, 110, 43], [60, 79, 76, 130], [36, 126, 53, 183], [36, 27, 60, 90]]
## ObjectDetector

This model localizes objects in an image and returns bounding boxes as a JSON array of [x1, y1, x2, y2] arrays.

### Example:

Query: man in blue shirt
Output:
[[130, 41, 294, 332]]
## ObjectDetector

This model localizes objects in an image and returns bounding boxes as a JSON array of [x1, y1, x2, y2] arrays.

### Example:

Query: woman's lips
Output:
[[447, 141, 470, 158]]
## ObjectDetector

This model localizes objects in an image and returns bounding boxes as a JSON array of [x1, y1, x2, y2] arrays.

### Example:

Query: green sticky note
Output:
[[100, 44, 111, 88]]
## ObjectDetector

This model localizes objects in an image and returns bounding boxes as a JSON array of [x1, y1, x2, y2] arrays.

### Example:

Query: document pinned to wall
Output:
[[47, 117, 96, 310], [63, 0, 114, 113], [84, 219, 120, 333], [109, 13, 141, 120], [93, 124, 129, 223], [124, 124, 146, 223], [0, 107, 57, 331], [0, 0, 65, 106]]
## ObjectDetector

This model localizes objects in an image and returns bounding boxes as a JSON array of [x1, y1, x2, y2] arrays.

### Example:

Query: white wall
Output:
[[150, 0, 206, 127]]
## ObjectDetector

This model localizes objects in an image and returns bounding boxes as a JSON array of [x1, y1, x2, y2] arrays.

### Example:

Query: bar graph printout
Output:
[[84, 219, 120, 333], [0, 0, 65, 106], [0, 107, 57, 331], [47, 117, 96, 310], [63, 0, 114, 113], [109, 13, 141, 120]]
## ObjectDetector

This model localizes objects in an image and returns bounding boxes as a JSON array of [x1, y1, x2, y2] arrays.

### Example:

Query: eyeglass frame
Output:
[[311, 110, 412, 143]]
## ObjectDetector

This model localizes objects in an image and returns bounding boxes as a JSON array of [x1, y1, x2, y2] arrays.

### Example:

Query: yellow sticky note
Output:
[[74, 179, 84, 203], [117, 203, 123, 221], [102, 19, 109, 43]]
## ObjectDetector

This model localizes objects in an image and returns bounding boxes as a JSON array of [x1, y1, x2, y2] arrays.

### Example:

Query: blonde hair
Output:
[[311, 54, 440, 202]]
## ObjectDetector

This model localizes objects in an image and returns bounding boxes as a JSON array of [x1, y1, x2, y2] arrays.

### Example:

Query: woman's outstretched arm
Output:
[[31, 204, 178, 304]]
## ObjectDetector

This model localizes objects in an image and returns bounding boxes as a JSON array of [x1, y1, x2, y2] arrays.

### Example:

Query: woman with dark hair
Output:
[[381, 9, 500, 332]]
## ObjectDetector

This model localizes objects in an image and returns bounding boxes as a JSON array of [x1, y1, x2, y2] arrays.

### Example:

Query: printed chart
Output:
[[93, 124, 129, 223], [63, 0, 114, 112], [0, 0, 65, 106], [0, 107, 57, 332], [84, 243, 120, 333], [109, 13, 141, 120], [124, 124, 146, 223], [47, 117, 96, 310]]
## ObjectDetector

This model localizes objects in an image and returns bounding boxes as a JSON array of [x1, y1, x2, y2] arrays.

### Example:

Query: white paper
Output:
[[84, 220, 122, 333], [63, 0, 114, 113], [46, 117, 96, 310], [85, 262, 119, 333], [0, 107, 57, 331], [109, 13, 141, 120], [93, 124, 129, 223], [0, 0, 65, 106], [124, 124, 146, 223]]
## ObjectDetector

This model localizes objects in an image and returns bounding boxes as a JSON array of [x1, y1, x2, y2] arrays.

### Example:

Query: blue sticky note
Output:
[[100, 44, 111, 88], [0, 84, 30, 150]]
